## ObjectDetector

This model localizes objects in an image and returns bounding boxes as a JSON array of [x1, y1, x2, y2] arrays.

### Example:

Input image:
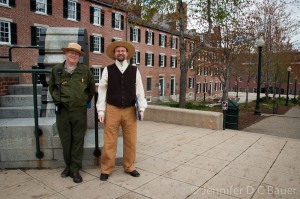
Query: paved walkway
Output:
[[1, 117, 300, 199], [244, 106, 300, 139]]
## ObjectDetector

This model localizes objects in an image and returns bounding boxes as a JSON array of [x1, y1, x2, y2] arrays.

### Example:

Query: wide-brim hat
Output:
[[61, 42, 85, 56], [106, 41, 135, 60]]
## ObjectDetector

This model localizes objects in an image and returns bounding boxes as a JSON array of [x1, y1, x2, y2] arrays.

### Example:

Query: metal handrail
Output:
[[0, 45, 39, 61], [0, 68, 51, 159]]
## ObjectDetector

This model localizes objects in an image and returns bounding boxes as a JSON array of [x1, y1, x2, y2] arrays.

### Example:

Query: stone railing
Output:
[[144, 105, 223, 130]]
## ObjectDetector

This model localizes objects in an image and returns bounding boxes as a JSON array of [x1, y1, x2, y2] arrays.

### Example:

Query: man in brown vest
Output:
[[96, 41, 147, 181]]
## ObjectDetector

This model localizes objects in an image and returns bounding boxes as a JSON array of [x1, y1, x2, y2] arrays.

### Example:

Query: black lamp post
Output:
[[294, 77, 297, 105], [254, 36, 265, 115], [285, 66, 292, 106]]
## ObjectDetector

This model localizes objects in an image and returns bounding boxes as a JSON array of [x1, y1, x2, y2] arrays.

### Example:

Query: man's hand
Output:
[[140, 111, 144, 121], [98, 115, 105, 123]]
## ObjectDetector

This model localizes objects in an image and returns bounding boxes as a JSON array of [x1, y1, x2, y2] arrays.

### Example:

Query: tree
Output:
[[113, 0, 254, 107]]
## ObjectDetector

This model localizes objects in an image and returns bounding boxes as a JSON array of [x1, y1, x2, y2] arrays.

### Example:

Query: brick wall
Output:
[[0, 77, 19, 96]]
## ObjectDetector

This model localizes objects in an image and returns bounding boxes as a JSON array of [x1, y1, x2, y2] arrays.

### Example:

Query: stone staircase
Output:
[[0, 84, 125, 169]]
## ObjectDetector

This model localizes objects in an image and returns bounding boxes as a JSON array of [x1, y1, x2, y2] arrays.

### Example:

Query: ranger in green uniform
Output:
[[48, 43, 95, 183]]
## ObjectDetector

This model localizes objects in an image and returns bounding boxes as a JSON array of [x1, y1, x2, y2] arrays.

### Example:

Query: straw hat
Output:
[[61, 42, 85, 56], [106, 41, 135, 60]]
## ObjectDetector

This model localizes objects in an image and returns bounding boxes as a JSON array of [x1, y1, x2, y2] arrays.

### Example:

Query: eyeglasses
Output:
[[115, 50, 127, 53]]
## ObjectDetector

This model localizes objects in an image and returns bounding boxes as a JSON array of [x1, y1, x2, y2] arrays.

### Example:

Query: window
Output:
[[220, 83, 223, 91], [159, 33, 167, 47], [203, 81, 207, 92], [197, 68, 201, 75], [90, 6, 104, 26], [0, 0, 8, 6], [63, 0, 80, 21], [145, 52, 154, 67], [31, 26, 46, 46], [159, 54, 166, 67], [130, 51, 140, 65], [204, 67, 208, 76], [112, 12, 124, 30], [130, 27, 140, 42], [146, 77, 152, 92], [170, 56, 177, 68], [30, 0, 51, 14], [189, 60, 194, 70], [171, 36, 178, 49], [90, 35, 104, 53], [188, 77, 194, 88], [190, 41, 194, 52], [197, 83, 201, 93], [145, 30, 154, 45], [0, 20, 17, 44], [170, 76, 176, 95], [92, 66, 103, 84], [215, 82, 218, 91]]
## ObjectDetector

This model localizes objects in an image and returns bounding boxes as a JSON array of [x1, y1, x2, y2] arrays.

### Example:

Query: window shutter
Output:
[[145, 53, 148, 65], [152, 54, 154, 66], [121, 15, 124, 30], [90, 7, 94, 24], [31, 26, 37, 46], [170, 56, 172, 67], [176, 38, 178, 49], [145, 31, 148, 44], [130, 27, 133, 41], [164, 35, 167, 47], [112, 13, 115, 28], [170, 37, 173, 48], [63, 0, 68, 18], [11, 23, 17, 45], [9, 0, 15, 7], [138, 52, 140, 63], [112, 38, 116, 42], [76, 3, 81, 21], [90, 36, 94, 52], [164, 55, 167, 67], [101, 37, 104, 53], [101, 10, 105, 26], [159, 55, 161, 66], [138, 29, 141, 42], [152, 32, 154, 45], [130, 57, 133, 65], [47, 0, 52, 15], [30, 0, 36, 12], [159, 34, 161, 46], [175, 58, 177, 67]]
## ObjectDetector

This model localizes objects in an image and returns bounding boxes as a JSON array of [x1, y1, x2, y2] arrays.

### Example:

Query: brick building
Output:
[[0, 0, 221, 102]]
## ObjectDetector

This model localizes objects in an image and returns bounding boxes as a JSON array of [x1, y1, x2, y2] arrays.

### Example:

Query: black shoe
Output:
[[61, 167, 70, 178], [128, 170, 140, 177], [70, 172, 83, 183], [100, 173, 109, 181]]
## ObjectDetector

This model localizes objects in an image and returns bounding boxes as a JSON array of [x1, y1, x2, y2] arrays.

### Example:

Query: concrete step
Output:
[[0, 118, 123, 168], [0, 106, 41, 118], [8, 84, 43, 95], [0, 95, 41, 107]]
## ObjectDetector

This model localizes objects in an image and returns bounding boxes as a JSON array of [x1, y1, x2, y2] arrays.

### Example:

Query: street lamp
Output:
[[294, 77, 298, 105], [254, 36, 265, 115], [285, 66, 292, 106]]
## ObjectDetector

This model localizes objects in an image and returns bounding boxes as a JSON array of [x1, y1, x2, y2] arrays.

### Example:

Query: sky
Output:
[[284, 0, 300, 50]]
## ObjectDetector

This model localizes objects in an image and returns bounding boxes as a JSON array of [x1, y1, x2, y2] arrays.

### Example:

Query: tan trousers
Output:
[[101, 104, 137, 174]]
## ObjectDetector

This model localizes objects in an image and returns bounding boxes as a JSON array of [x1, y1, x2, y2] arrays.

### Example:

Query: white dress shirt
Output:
[[96, 60, 148, 116]]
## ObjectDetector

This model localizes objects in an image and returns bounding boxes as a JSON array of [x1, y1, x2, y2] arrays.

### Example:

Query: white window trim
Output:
[[171, 36, 177, 49], [35, 0, 47, 15], [0, 0, 9, 7], [159, 53, 165, 67], [132, 27, 139, 43], [0, 19, 11, 45], [147, 29, 153, 45], [171, 55, 176, 68], [114, 12, 122, 30], [92, 5, 103, 26], [146, 52, 153, 67], [67, 0, 77, 21], [91, 65, 102, 85], [92, 34, 103, 54]]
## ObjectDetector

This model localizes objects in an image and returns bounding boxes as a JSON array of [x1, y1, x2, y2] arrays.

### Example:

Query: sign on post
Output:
[[222, 101, 228, 110]]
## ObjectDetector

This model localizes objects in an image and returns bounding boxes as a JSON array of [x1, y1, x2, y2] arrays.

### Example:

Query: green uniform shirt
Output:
[[48, 62, 95, 111]]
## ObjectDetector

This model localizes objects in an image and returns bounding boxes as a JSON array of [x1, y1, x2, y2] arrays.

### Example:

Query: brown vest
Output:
[[107, 64, 137, 108]]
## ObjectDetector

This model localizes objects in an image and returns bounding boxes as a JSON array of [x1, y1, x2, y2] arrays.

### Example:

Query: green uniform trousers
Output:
[[56, 106, 87, 173]]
